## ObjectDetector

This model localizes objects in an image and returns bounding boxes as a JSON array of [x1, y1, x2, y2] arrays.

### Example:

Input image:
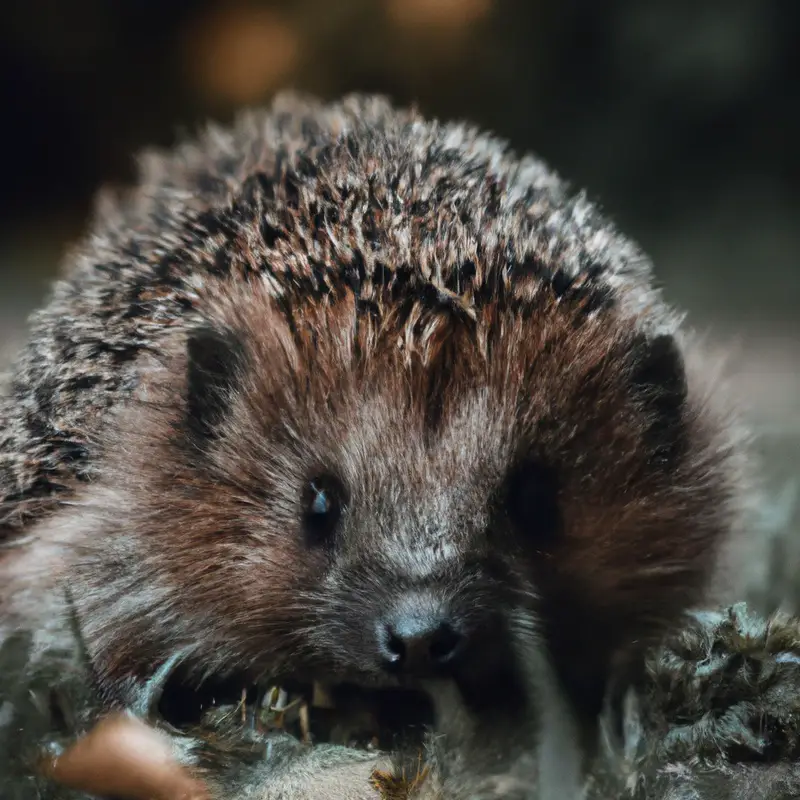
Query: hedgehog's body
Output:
[[0, 94, 753, 799]]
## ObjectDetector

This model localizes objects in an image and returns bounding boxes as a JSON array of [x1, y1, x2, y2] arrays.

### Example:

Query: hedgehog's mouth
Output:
[[152, 664, 437, 753]]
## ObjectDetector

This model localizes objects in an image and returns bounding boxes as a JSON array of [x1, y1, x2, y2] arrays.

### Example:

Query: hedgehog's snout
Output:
[[364, 584, 513, 685], [375, 589, 466, 677]]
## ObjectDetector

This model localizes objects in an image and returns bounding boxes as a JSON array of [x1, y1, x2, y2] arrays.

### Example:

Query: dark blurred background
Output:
[[0, 0, 798, 601]]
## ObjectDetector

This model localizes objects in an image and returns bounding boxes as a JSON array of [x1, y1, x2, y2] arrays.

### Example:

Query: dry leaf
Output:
[[39, 713, 210, 800]]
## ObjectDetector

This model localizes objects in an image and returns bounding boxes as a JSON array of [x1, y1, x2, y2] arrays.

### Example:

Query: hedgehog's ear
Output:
[[630, 333, 688, 411], [629, 332, 688, 456], [185, 325, 246, 439]]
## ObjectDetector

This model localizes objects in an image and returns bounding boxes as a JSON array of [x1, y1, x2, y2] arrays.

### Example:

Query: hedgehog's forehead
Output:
[[306, 380, 515, 511], [217, 272, 628, 408], [218, 253, 619, 362], [227, 288, 617, 458]]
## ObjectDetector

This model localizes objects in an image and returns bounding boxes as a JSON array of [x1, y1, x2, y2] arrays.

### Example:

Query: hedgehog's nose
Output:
[[377, 595, 465, 676]]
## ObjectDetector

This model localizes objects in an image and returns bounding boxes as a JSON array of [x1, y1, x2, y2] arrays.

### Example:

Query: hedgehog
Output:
[[0, 93, 753, 799]]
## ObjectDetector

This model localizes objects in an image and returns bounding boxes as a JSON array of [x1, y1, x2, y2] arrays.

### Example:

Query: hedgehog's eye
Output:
[[303, 475, 346, 545], [311, 488, 330, 516], [505, 460, 561, 543]]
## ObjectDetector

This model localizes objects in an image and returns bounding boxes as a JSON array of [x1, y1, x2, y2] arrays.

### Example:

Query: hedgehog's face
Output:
[[69, 276, 734, 746]]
